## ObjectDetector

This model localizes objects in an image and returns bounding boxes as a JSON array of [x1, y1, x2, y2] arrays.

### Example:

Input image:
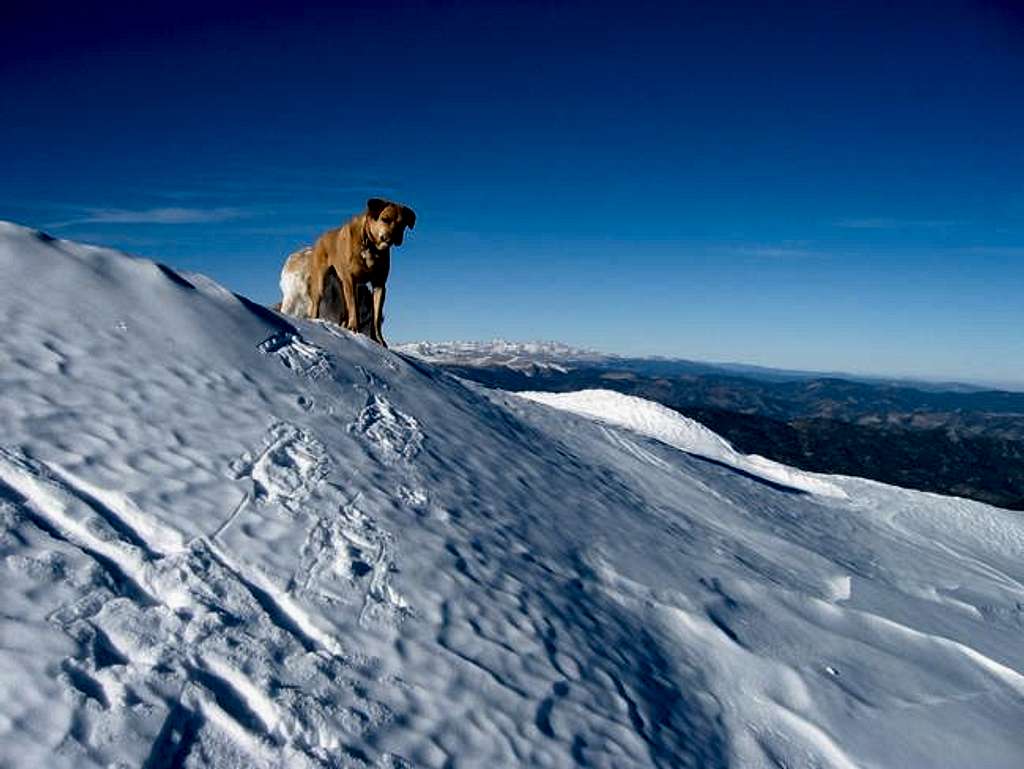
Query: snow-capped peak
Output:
[[394, 339, 611, 373]]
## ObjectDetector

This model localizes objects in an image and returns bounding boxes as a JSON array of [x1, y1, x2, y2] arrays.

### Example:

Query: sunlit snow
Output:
[[2, 221, 1023, 768]]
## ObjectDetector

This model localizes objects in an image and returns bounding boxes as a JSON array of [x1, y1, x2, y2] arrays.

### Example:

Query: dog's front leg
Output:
[[342, 275, 360, 333], [371, 284, 387, 347]]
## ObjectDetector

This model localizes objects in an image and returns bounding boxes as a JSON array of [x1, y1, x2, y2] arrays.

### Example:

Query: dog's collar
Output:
[[361, 216, 382, 253], [361, 216, 372, 250]]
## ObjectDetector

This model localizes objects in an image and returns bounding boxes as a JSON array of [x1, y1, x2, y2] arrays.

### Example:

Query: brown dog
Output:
[[306, 198, 416, 347], [279, 246, 372, 331]]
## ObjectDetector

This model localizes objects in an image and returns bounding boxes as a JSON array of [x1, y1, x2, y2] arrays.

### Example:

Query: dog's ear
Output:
[[366, 198, 389, 219], [400, 205, 416, 230]]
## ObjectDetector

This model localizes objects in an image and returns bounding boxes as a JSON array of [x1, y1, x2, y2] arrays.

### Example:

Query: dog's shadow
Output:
[[315, 267, 374, 334]]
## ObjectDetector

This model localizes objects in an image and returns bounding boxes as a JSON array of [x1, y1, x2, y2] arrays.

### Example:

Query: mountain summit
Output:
[[2, 222, 1023, 768]]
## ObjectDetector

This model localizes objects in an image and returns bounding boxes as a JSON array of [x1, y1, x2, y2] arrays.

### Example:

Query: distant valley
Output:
[[401, 342, 1024, 510]]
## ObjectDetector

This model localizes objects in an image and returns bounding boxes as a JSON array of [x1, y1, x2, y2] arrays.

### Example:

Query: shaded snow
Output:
[[2, 221, 1024, 768]]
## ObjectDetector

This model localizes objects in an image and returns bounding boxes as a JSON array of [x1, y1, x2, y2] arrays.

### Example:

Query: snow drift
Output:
[[2, 221, 1024, 768], [515, 389, 848, 498]]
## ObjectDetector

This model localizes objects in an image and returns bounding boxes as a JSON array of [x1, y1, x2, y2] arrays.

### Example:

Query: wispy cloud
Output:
[[48, 206, 252, 227], [729, 244, 823, 259], [834, 218, 961, 230], [959, 245, 1024, 258], [155, 181, 398, 201]]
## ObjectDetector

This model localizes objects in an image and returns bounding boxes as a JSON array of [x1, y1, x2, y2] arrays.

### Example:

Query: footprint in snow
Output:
[[228, 422, 328, 514], [297, 500, 411, 627], [257, 332, 330, 379], [351, 395, 422, 465], [1, 442, 399, 766]]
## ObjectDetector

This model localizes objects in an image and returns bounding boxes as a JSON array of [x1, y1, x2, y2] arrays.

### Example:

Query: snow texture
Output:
[[517, 389, 848, 498], [2, 221, 1024, 768]]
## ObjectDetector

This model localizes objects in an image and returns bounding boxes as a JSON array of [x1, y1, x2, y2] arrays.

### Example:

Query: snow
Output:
[[394, 340, 608, 373], [2, 220, 1024, 768], [516, 389, 848, 498]]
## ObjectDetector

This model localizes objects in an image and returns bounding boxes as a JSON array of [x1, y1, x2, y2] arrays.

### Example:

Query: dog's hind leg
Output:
[[307, 272, 324, 321], [320, 268, 346, 325], [279, 263, 307, 318]]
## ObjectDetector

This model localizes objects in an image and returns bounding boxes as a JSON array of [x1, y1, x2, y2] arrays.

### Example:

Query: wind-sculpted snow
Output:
[[517, 389, 847, 497], [2, 221, 1024, 768]]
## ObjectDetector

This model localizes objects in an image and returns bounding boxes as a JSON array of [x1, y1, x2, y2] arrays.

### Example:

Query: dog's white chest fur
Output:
[[360, 248, 378, 270]]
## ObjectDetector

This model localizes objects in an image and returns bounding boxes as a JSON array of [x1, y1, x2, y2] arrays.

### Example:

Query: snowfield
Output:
[[2, 221, 1024, 769]]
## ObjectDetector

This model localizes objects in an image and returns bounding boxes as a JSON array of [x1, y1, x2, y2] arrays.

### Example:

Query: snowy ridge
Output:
[[517, 390, 848, 498], [2, 221, 1024, 768]]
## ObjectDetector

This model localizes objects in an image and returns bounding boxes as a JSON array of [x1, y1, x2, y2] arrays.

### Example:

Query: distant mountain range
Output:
[[396, 340, 1015, 391], [398, 340, 1024, 510]]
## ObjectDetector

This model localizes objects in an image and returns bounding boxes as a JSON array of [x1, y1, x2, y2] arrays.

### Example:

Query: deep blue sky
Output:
[[3, 1, 1023, 386]]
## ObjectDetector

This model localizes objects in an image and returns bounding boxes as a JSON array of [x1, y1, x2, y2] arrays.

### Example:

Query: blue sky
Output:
[[2, 0, 1023, 386]]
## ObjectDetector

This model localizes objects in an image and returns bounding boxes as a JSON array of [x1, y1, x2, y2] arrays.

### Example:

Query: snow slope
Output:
[[2, 221, 1024, 768]]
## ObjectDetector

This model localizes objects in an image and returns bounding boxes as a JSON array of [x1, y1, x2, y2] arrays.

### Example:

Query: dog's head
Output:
[[365, 198, 416, 249]]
